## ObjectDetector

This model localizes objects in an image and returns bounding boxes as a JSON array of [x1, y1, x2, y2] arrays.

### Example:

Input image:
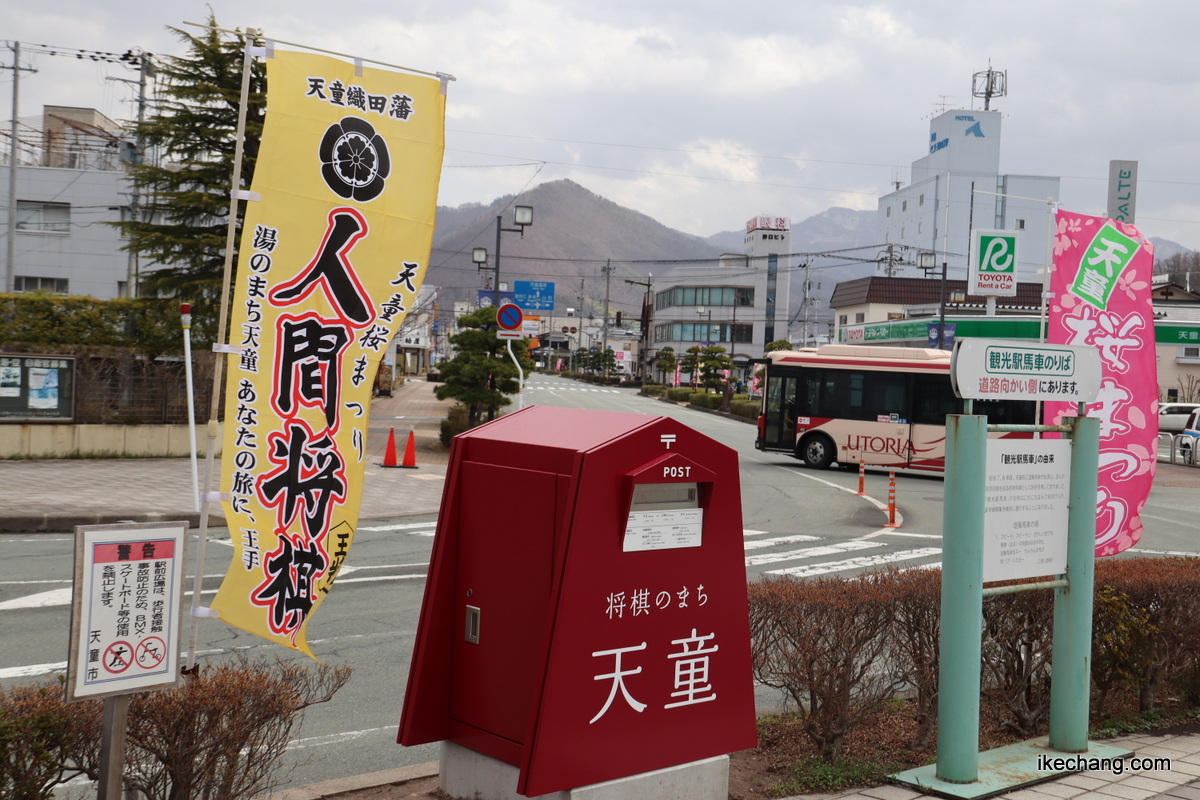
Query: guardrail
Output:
[[1158, 431, 1198, 467]]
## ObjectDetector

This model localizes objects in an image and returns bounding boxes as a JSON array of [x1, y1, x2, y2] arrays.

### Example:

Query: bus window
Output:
[[913, 377, 958, 425], [819, 369, 909, 421], [973, 399, 1036, 424]]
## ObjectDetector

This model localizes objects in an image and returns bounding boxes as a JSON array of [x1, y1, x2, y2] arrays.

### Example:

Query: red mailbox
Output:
[[399, 405, 756, 796]]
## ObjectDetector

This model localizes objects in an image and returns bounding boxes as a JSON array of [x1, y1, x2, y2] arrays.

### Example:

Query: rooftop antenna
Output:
[[972, 62, 1007, 110]]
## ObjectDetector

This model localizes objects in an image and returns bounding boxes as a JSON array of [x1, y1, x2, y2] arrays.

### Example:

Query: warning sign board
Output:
[[67, 522, 188, 701]]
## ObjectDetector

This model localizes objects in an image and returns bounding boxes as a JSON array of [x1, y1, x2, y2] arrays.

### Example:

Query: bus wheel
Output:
[[798, 434, 835, 470]]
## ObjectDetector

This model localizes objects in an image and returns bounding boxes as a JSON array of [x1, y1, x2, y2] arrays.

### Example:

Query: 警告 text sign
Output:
[[68, 522, 188, 701]]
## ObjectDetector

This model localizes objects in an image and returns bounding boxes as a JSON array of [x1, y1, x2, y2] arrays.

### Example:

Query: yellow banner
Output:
[[211, 50, 445, 656]]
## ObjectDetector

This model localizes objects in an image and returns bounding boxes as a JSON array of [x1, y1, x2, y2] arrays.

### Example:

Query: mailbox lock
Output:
[[466, 589, 473, 597], [465, 605, 480, 644]]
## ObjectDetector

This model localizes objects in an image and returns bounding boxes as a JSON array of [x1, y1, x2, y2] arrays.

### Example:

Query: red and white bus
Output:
[[754, 344, 1035, 471]]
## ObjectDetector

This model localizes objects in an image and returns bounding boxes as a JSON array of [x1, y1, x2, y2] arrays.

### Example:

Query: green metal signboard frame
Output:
[[0, 353, 76, 422]]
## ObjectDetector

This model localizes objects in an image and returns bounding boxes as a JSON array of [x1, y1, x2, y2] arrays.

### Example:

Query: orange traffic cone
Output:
[[381, 427, 400, 467], [399, 429, 418, 469]]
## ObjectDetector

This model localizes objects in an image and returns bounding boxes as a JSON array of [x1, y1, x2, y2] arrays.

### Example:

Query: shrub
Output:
[[730, 400, 760, 420], [124, 658, 350, 800], [0, 680, 101, 799], [886, 568, 941, 749], [640, 384, 666, 397], [748, 573, 901, 761], [982, 583, 1055, 736], [1094, 557, 1200, 712], [439, 404, 471, 447], [688, 392, 723, 410], [664, 388, 697, 403]]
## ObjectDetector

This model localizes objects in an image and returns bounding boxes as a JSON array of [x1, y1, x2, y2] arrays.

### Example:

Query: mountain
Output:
[[429, 180, 721, 315], [1150, 237, 1193, 263], [428, 181, 881, 327]]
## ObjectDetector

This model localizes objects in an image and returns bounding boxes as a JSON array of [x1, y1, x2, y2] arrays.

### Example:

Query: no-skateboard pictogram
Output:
[[103, 641, 133, 674], [136, 637, 167, 669]]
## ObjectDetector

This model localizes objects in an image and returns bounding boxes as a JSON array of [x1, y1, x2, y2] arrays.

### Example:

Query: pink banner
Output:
[[1047, 210, 1156, 557], [555, 358, 563, 371], [673, 364, 681, 388]]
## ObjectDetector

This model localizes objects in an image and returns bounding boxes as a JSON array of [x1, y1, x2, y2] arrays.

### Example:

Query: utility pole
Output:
[[600, 260, 613, 359], [4, 42, 36, 294], [624, 274, 652, 380], [110, 51, 154, 297]]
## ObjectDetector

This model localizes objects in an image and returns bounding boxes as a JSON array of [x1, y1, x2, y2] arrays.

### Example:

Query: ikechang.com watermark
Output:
[[1036, 755, 1172, 775]]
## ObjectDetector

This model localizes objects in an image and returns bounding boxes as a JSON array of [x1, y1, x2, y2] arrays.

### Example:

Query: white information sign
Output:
[[951, 338, 1101, 404], [983, 440, 1071, 582], [623, 508, 703, 552], [68, 522, 188, 701]]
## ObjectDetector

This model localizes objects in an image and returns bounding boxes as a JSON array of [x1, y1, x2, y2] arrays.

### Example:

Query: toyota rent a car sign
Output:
[[969, 229, 1019, 296]]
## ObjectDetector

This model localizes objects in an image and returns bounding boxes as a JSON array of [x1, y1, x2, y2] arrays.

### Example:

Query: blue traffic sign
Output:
[[514, 280, 555, 310]]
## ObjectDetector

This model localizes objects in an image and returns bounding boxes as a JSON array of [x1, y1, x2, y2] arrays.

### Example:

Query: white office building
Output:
[[877, 109, 1059, 281], [2, 107, 141, 299], [649, 215, 791, 378]]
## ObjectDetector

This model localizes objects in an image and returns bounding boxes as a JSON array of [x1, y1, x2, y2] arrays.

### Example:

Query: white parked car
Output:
[[1159, 402, 1200, 434]]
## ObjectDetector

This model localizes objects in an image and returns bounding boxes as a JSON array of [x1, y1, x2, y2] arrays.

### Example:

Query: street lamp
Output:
[[472, 247, 489, 297], [490, 205, 533, 307], [917, 251, 950, 350], [696, 306, 713, 345]]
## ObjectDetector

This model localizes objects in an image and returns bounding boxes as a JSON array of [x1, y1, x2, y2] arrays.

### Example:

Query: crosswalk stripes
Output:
[[364, 519, 944, 575], [765, 548, 943, 577]]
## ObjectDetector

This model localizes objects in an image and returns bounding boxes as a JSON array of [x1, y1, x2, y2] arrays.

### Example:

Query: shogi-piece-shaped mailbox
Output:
[[399, 405, 757, 796]]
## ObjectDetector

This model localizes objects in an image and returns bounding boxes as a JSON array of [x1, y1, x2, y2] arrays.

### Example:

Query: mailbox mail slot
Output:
[[399, 405, 756, 796]]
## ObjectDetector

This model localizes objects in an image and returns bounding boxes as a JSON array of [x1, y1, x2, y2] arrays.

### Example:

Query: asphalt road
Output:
[[2, 373, 1196, 794]]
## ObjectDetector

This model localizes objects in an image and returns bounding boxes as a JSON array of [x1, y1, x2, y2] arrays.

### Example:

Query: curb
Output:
[[259, 761, 439, 800], [0, 511, 225, 534]]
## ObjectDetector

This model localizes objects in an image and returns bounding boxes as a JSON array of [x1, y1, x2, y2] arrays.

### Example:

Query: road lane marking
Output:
[[743, 529, 771, 537], [359, 521, 438, 532], [0, 588, 72, 610], [286, 726, 392, 750], [773, 465, 904, 529], [0, 660, 69, 679], [766, 548, 942, 577], [745, 540, 881, 567], [1128, 548, 1199, 557], [742, 535, 821, 551]]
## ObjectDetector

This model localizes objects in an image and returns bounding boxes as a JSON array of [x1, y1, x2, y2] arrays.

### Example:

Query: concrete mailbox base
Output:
[[439, 741, 730, 800]]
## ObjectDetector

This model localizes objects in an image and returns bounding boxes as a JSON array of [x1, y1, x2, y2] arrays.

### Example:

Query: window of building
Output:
[[15, 201, 70, 233], [919, 194, 925, 206], [917, 222, 923, 234], [1015, 219, 1026, 230], [900, 226, 906, 239], [855, 312, 865, 323], [14, 276, 69, 294], [902, 200, 908, 212], [838, 314, 847, 326], [886, 206, 891, 217], [1183, 346, 1200, 359]]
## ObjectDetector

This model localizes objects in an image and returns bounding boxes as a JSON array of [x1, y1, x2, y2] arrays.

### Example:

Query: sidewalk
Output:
[[271, 729, 1200, 800], [0, 377, 454, 532]]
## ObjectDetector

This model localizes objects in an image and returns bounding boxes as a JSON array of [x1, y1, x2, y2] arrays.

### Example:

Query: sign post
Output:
[[68, 521, 189, 800], [893, 340, 1128, 797], [496, 303, 526, 408]]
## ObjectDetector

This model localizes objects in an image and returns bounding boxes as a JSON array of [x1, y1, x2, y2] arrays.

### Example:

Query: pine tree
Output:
[[435, 307, 533, 425], [114, 18, 266, 302]]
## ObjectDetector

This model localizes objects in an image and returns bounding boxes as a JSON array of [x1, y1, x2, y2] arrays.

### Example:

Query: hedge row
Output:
[[748, 558, 1200, 762], [0, 658, 349, 800], [0, 293, 217, 359]]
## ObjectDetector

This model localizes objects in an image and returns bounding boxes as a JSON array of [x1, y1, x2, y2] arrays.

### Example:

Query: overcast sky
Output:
[[8, 1, 1200, 250]]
